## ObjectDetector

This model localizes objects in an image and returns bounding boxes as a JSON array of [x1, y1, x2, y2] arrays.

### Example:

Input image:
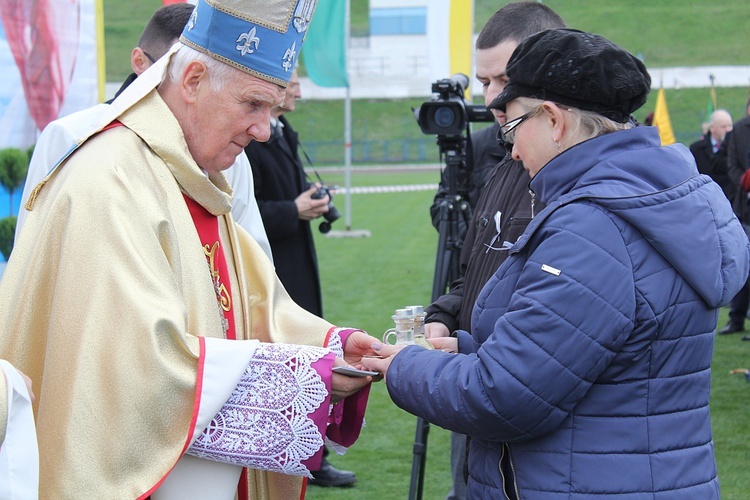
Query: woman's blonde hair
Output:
[[517, 97, 633, 142]]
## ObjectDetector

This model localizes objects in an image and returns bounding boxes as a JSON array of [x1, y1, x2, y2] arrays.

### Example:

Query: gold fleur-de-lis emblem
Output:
[[236, 27, 260, 56]]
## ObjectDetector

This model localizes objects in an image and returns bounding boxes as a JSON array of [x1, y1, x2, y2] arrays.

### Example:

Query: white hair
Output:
[[166, 43, 242, 92]]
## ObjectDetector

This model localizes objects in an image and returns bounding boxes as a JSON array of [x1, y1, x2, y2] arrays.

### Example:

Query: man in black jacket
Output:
[[245, 70, 327, 316], [718, 100, 750, 337], [243, 69, 357, 487], [689, 109, 733, 199], [423, 4, 566, 499]]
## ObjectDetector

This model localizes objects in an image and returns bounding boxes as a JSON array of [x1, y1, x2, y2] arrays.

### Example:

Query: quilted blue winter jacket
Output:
[[387, 127, 750, 499]]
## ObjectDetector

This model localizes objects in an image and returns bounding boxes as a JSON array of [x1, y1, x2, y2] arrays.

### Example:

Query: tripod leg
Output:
[[408, 418, 430, 500], [408, 200, 461, 499], [431, 214, 453, 302]]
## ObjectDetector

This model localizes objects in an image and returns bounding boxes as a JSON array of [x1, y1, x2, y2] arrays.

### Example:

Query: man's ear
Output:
[[131, 47, 151, 76], [181, 61, 208, 104]]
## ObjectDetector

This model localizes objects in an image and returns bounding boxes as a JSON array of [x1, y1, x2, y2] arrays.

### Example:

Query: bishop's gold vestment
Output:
[[0, 89, 346, 499]]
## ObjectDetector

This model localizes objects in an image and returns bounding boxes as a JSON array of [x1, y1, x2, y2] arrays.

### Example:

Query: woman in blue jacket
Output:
[[363, 29, 750, 499]]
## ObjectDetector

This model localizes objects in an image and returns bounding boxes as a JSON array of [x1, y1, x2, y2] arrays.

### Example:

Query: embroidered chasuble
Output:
[[0, 89, 368, 500]]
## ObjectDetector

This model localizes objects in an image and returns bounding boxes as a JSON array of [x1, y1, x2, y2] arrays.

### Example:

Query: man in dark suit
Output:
[[719, 100, 750, 336], [243, 69, 357, 487], [690, 109, 733, 199]]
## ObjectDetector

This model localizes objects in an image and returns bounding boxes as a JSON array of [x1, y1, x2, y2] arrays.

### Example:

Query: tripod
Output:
[[408, 137, 471, 500]]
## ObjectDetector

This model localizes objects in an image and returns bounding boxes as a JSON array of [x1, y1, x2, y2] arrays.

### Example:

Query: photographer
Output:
[[243, 69, 357, 488]]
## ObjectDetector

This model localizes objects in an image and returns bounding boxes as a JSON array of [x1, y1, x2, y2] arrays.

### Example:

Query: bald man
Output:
[[690, 109, 733, 199]]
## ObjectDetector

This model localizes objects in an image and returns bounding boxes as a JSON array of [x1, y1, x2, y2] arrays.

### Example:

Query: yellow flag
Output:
[[653, 87, 676, 145], [96, 0, 107, 102], [449, 0, 473, 91]]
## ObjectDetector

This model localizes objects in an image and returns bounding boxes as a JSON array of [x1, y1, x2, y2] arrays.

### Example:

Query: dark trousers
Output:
[[728, 279, 750, 327]]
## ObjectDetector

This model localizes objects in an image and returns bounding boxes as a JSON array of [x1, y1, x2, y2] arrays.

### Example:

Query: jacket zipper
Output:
[[498, 442, 521, 499], [529, 190, 536, 219]]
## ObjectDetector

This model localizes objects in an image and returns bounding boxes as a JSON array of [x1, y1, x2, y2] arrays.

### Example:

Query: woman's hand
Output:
[[359, 338, 458, 382], [358, 342, 408, 382]]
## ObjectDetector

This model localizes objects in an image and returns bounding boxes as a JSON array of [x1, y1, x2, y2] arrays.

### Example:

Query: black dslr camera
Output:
[[311, 183, 341, 234], [414, 73, 494, 137], [298, 146, 342, 234]]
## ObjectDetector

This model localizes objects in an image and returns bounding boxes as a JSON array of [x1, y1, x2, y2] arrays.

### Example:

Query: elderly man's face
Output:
[[183, 66, 284, 174], [709, 111, 733, 144], [279, 70, 301, 114]]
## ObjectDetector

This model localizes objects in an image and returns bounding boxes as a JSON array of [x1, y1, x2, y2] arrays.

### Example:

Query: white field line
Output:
[[332, 184, 438, 194]]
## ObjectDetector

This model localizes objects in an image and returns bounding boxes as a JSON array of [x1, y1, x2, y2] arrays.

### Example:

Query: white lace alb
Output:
[[188, 342, 332, 476]]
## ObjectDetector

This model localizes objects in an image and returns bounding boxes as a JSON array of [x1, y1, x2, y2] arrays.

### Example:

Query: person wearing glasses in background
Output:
[[364, 28, 749, 499]]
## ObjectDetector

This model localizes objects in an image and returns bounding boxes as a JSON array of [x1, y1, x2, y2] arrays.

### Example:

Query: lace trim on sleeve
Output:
[[322, 327, 366, 455], [187, 343, 331, 476], [325, 327, 345, 357]]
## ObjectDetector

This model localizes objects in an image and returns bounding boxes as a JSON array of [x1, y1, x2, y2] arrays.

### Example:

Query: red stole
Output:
[[183, 195, 236, 340]]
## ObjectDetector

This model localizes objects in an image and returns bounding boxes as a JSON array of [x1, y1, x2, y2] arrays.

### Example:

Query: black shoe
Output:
[[309, 459, 357, 487], [718, 323, 745, 335], [742, 335, 750, 341]]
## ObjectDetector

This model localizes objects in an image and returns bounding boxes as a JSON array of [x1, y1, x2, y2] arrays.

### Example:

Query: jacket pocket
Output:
[[504, 217, 532, 247]]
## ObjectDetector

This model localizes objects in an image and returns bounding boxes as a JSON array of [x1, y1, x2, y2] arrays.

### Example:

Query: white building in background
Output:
[[302, 0, 450, 100], [299, 0, 750, 101]]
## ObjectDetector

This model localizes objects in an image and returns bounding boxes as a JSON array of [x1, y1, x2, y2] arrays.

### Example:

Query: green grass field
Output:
[[478, 1, 748, 68], [309, 182, 452, 499]]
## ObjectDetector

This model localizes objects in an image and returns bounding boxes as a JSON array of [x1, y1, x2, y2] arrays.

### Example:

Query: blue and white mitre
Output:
[[180, 0, 316, 87]]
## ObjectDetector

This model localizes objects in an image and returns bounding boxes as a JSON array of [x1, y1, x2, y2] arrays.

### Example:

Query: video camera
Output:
[[414, 74, 494, 137]]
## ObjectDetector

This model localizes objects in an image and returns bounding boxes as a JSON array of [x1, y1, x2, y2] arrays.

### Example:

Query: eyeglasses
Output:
[[142, 50, 156, 64], [499, 106, 542, 145]]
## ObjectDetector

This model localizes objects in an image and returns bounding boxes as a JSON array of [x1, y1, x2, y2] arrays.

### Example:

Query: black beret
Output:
[[489, 28, 651, 123]]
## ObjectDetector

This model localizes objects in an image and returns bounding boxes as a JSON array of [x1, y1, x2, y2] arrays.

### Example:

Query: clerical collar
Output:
[[271, 117, 284, 129]]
